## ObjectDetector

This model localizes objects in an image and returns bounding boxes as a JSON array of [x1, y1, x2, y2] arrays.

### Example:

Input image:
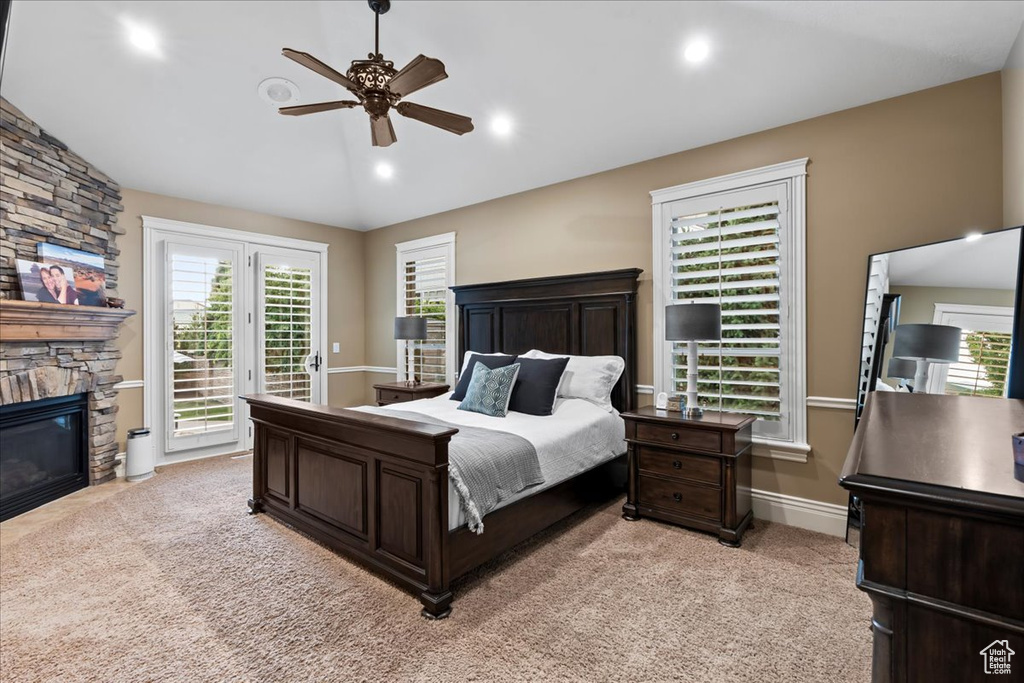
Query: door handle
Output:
[[310, 352, 322, 372]]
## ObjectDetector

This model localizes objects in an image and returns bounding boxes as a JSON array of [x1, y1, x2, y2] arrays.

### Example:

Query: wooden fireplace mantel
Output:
[[0, 299, 135, 342]]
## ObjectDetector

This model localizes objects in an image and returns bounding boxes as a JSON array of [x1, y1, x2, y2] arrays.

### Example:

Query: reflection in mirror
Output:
[[855, 226, 1023, 421]]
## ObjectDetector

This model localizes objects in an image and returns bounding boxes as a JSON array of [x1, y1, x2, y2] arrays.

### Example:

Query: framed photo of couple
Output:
[[15, 243, 107, 307]]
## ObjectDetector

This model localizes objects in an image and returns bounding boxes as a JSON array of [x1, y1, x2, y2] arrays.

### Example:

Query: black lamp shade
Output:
[[892, 324, 961, 363], [665, 303, 722, 341], [394, 316, 428, 340]]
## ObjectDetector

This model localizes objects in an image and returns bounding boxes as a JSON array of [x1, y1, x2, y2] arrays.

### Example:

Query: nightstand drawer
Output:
[[638, 447, 720, 486], [635, 422, 721, 453], [377, 389, 407, 403], [638, 475, 721, 521]]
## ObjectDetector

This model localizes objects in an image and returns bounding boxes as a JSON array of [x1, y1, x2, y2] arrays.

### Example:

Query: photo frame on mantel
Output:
[[36, 243, 107, 307]]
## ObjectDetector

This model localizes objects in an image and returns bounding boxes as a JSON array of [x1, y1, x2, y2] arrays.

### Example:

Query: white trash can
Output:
[[125, 427, 154, 482]]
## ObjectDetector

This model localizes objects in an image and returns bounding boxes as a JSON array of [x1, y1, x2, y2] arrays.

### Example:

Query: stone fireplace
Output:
[[1, 97, 130, 499]]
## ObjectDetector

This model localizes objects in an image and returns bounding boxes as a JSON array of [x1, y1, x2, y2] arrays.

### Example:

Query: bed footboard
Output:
[[242, 394, 458, 618]]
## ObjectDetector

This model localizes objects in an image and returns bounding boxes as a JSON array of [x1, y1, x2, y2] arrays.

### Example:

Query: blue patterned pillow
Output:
[[458, 363, 521, 417]]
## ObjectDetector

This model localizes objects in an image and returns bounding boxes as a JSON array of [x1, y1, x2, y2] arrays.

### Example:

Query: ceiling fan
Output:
[[278, 0, 473, 147]]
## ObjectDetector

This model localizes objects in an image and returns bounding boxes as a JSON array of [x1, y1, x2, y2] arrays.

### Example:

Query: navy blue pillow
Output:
[[450, 353, 517, 401], [508, 356, 570, 416]]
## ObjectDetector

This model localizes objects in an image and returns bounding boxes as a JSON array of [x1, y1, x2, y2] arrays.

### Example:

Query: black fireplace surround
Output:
[[0, 393, 89, 522]]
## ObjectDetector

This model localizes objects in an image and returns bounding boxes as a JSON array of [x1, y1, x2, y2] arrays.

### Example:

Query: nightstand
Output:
[[621, 406, 755, 547], [373, 381, 450, 406]]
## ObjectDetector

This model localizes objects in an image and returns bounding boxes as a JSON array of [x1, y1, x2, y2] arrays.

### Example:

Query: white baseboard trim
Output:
[[113, 380, 145, 390], [806, 396, 857, 410], [326, 366, 397, 375], [751, 488, 847, 537]]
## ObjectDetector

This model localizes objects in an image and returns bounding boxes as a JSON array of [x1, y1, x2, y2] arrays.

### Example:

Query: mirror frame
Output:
[[855, 225, 1024, 425]]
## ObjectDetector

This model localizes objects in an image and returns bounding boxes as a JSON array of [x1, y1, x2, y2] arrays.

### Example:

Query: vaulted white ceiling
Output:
[[4, 1, 1023, 230]]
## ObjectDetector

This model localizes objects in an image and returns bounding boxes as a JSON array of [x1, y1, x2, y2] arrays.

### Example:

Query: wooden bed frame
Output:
[[243, 268, 641, 618]]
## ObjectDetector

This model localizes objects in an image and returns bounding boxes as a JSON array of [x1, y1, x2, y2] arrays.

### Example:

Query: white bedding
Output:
[[355, 393, 626, 530]]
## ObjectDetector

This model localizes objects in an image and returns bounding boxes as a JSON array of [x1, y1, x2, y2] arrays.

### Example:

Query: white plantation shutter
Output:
[[261, 264, 313, 401], [928, 304, 1014, 398], [167, 247, 238, 441], [942, 330, 1012, 396], [859, 254, 890, 396], [669, 202, 785, 428], [653, 160, 807, 448], [396, 233, 456, 385]]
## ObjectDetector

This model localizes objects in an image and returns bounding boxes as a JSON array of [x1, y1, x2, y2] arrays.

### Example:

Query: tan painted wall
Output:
[[113, 189, 367, 451], [364, 73, 1004, 506], [1004, 22, 1024, 226], [890, 286, 1017, 326]]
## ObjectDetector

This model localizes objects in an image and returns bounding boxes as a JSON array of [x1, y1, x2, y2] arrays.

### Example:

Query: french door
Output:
[[255, 248, 322, 402], [144, 218, 327, 464]]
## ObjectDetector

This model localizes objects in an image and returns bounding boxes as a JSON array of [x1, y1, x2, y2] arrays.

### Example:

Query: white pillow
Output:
[[520, 349, 625, 412]]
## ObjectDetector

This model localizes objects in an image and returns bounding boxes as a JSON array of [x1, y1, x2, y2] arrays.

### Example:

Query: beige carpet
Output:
[[1, 455, 871, 682]]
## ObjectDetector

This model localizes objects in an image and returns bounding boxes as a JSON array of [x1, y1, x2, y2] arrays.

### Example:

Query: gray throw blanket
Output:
[[377, 409, 544, 534]]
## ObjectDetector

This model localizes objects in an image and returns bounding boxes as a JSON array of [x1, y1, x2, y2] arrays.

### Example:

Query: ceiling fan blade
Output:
[[282, 48, 360, 93], [279, 100, 360, 116], [387, 55, 448, 97], [371, 115, 397, 147], [395, 102, 474, 135]]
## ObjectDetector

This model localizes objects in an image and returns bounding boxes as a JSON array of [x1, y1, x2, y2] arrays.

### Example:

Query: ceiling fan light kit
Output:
[[279, 0, 473, 147]]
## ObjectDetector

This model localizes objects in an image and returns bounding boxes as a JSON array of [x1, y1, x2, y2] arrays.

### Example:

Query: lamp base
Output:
[[683, 406, 704, 419], [404, 377, 421, 388]]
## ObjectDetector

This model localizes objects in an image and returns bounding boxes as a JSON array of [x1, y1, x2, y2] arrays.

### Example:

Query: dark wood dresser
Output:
[[373, 381, 449, 406], [622, 406, 755, 546], [840, 393, 1024, 683]]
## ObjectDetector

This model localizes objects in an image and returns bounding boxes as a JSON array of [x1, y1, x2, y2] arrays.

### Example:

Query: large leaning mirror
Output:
[[855, 226, 1024, 422]]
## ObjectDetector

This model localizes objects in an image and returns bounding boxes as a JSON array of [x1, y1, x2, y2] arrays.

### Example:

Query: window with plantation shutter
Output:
[[396, 233, 456, 385], [167, 245, 240, 444], [260, 263, 314, 402], [652, 160, 808, 453], [927, 304, 1014, 397], [858, 254, 890, 400]]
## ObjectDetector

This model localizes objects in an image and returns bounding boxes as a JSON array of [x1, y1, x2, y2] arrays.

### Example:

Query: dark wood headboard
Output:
[[451, 268, 642, 413]]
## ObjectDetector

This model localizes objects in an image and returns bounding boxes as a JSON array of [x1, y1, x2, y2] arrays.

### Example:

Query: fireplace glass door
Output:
[[0, 393, 89, 521]]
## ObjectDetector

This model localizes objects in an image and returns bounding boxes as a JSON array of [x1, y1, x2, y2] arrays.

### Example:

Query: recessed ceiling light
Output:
[[965, 232, 983, 242], [123, 19, 161, 57], [683, 39, 710, 64], [258, 78, 300, 106], [375, 162, 394, 180], [490, 115, 513, 138]]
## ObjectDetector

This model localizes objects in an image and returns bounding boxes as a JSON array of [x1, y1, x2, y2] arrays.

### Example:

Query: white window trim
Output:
[[142, 216, 329, 462], [651, 159, 809, 461], [395, 232, 456, 386], [927, 302, 1015, 395]]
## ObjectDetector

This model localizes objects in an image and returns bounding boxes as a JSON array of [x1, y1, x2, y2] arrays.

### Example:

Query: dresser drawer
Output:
[[638, 475, 721, 521], [638, 447, 721, 486], [635, 422, 721, 453]]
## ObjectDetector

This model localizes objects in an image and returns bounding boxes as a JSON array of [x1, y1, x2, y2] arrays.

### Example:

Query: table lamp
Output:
[[892, 324, 961, 394], [394, 316, 428, 387], [665, 303, 722, 418]]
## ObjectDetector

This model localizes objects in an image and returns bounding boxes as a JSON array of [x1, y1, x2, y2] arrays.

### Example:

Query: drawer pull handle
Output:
[[673, 492, 682, 502], [670, 432, 679, 441], [672, 460, 682, 469]]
